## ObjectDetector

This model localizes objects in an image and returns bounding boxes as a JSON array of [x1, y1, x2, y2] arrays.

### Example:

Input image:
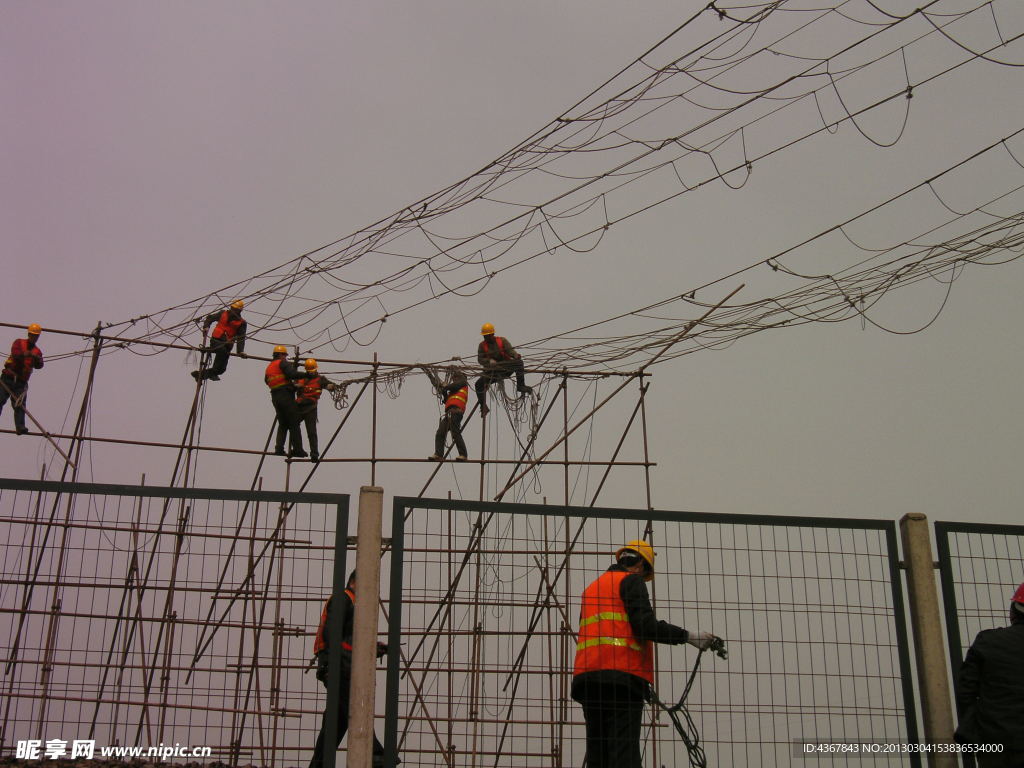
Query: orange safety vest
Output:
[[573, 570, 653, 683], [480, 336, 510, 361], [313, 588, 356, 655], [3, 339, 42, 381], [297, 376, 323, 403], [445, 385, 468, 412], [265, 359, 288, 390], [211, 310, 244, 342]]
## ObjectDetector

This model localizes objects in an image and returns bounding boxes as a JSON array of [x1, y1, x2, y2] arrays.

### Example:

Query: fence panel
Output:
[[0, 478, 348, 767], [386, 497, 921, 768], [934, 521, 1024, 766]]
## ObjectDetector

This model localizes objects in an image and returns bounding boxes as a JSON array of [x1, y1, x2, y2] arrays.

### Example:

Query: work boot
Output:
[[310, 451, 319, 463], [427, 454, 442, 461], [479, 402, 490, 416], [191, 370, 202, 382], [291, 449, 308, 459], [207, 373, 220, 381], [274, 447, 286, 456], [517, 384, 533, 395], [456, 454, 468, 462], [15, 426, 28, 436]]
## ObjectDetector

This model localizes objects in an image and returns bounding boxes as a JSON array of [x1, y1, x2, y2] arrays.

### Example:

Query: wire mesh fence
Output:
[[0, 479, 348, 768], [386, 498, 921, 768]]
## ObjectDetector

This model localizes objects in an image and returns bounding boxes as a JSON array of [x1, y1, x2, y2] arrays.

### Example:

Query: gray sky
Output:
[[2, 0, 1023, 526]]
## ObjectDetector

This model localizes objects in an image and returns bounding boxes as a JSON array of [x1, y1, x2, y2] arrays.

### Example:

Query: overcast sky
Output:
[[2, 0, 1023, 527]]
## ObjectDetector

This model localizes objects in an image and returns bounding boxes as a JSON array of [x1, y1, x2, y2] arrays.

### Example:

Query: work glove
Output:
[[376, 642, 389, 659], [686, 631, 719, 651]]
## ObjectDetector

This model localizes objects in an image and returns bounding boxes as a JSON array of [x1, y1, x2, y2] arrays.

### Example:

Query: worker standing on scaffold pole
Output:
[[288, 358, 339, 463], [572, 540, 720, 768], [0, 323, 44, 435], [192, 300, 247, 382], [265, 345, 306, 458], [474, 322, 531, 416], [421, 364, 470, 462]]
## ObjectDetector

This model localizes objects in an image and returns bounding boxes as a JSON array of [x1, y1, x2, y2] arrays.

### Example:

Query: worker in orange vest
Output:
[[309, 570, 388, 768], [265, 345, 306, 458], [1, 323, 44, 435], [192, 300, 247, 382], [421, 365, 469, 462], [287, 359, 339, 463], [474, 322, 531, 416], [572, 540, 720, 768]]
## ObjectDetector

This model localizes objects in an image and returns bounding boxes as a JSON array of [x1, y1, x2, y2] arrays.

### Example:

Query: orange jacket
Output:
[[573, 570, 653, 683]]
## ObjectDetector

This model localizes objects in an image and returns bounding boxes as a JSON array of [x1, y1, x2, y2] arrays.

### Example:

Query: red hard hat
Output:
[[1013, 582, 1024, 604]]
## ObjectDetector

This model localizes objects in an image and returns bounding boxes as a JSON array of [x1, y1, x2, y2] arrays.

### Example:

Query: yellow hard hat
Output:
[[304, 358, 318, 372], [27, 323, 42, 336], [231, 300, 245, 310], [273, 345, 287, 355], [615, 540, 655, 581], [481, 322, 495, 336]]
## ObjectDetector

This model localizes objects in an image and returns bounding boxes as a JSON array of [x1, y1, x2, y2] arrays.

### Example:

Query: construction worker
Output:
[[421, 365, 469, 462], [955, 582, 1024, 766], [474, 322, 531, 416], [572, 540, 720, 768], [265, 345, 306, 458], [0, 324, 44, 435], [309, 570, 388, 768], [192, 300, 247, 382], [285, 359, 339, 463]]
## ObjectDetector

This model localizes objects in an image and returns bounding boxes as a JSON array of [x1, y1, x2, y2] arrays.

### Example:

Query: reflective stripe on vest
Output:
[[313, 588, 356, 655], [572, 570, 653, 682], [445, 385, 468, 412], [211, 310, 243, 342], [298, 376, 323, 402], [265, 359, 288, 390]]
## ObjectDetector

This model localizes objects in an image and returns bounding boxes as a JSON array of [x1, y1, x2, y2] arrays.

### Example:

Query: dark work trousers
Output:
[[200, 338, 233, 379], [309, 673, 384, 768], [0, 375, 28, 432], [574, 679, 646, 768], [298, 403, 320, 457], [271, 388, 304, 454], [473, 358, 526, 407], [435, 407, 467, 457]]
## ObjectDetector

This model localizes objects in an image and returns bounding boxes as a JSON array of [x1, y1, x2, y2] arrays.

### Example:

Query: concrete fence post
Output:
[[900, 512, 957, 768], [349, 486, 383, 768]]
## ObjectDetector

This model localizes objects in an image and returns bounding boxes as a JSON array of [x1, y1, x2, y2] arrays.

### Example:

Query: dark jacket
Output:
[[571, 564, 688, 701], [315, 590, 355, 682], [955, 622, 1024, 747]]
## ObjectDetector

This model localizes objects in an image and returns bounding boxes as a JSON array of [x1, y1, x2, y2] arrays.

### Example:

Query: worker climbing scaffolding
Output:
[[192, 300, 247, 382], [474, 322, 532, 416], [265, 345, 307, 458], [421, 364, 470, 462], [0, 323, 44, 435]]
